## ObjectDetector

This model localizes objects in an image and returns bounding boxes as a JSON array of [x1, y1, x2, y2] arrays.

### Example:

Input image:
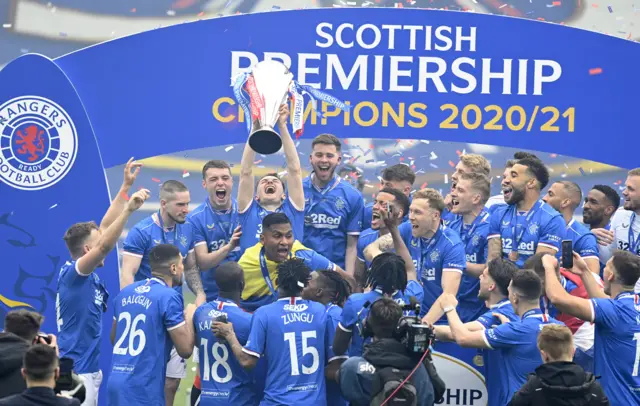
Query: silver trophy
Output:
[[246, 60, 293, 155]]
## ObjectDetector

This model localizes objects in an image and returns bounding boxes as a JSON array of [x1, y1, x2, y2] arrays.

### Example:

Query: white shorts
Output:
[[79, 370, 102, 406], [166, 347, 187, 379]]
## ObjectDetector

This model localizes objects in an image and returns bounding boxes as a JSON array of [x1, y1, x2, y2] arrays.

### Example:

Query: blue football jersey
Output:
[[56, 260, 108, 374], [107, 278, 185, 406], [483, 309, 563, 406], [590, 292, 640, 405], [194, 299, 259, 406], [597, 222, 612, 276], [398, 223, 466, 318], [187, 198, 242, 301], [540, 276, 577, 318], [488, 200, 565, 268], [243, 297, 330, 406], [558, 219, 599, 262], [448, 210, 491, 323], [325, 303, 348, 406], [440, 208, 456, 227], [337, 281, 424, 357], [123, 213, 195, 292], [475, 299, 519, 406], [302, 175, 364, 269], [238, 198, 304, 255]]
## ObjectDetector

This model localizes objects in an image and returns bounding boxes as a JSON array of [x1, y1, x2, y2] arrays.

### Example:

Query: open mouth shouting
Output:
[[502, 186, 513, 201], [265, 185, 277, 195], [215, 188, 227, 201], [276, 245, 289, 259], [316, 164, 332, 177]]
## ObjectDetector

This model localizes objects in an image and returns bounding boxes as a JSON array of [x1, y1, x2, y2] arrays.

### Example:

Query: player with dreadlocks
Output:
[[301, 269, 353, 405], [212, 258, 335, 405], [333, 207, 424, 358]]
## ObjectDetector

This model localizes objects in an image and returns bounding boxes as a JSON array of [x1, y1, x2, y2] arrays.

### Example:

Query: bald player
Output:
[[543, 181, 600, 275]]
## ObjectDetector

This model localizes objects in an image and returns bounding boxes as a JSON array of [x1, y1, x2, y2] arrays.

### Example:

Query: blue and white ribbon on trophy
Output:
[[232, 67, 351, 138]]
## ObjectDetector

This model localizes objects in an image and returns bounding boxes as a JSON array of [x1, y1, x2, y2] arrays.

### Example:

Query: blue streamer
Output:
[[232, 71, 252, 134], [294, 82, 351, 117]]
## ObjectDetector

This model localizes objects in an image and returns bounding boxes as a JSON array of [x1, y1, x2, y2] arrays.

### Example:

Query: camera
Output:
[[54, 357, 86, 403], [394, 303, 435, 355]]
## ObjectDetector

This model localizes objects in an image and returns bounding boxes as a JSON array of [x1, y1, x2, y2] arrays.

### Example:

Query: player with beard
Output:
[[107, 244, 196, 406], [355, 188, 410, 289], [433, 258, 519, 406], [188, 160, 242, 302], [448, 172, 492, 322], [363, 188, 466, 325], [57, 159, 146, 406], [592, 169, 640, 291], [121, 180, 206, 405], [582, 185, 620, 275], [487, 157, 565, 269], [542, 251, 640, 405], [443, 154, 491, 225], [236, 104, 305, 255], [542, 181, 600, 275], [486, 152, 542, 213], [362, 164, 415, 230], [302, 270, 352, 406], [238, 213, 341, 312], [303, 134, 365, 275]]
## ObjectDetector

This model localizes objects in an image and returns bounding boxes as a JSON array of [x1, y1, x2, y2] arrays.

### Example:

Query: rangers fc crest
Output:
[[0, 96, 78, 191]]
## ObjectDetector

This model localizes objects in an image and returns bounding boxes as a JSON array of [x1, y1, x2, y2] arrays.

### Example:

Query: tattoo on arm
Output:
[[185, 266, 204, 296], [488, 238, 502, 261]]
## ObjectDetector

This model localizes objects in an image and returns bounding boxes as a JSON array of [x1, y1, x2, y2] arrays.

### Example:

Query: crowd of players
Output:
[[44, 105, 640, 406]]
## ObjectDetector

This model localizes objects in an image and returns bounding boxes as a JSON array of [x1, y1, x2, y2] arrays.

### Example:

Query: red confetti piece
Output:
[[420, 182, 428, 189], [254, 159, 262, 165], [399, 157, 405, 161], [152, 177, 161, 183], [614, 180, 623, 185], [455, 150, 462, 156], [197, 11, 204, 17], [550, 154, 558, 158], [344, 139, 349, 145], [591, 3, 598, 7], [369, 144, 375, 150], [120, 191, 130, 201], [552, 1, 561, 5], [448, 160, 455, 167], [589, 67, 603, 75], [131, 8, 137, 12]]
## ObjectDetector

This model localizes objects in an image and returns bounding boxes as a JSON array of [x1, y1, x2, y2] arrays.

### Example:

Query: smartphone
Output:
[[36, 332, 51, 345], [214, 314, 228, 324], [562, 240, 573, 269], [386, 201, 393, 215]]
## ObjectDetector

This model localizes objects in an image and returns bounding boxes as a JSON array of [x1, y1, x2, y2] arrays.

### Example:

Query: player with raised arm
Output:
[[487, 157, 565, 268], [239, 213, 341, 311], [192, 262, 260, 406], [188, 160, 242, 302], [212, 258, 332, 405], [120, 179, 205, 405], [582, 185, 620, 275], [303, 134, 365, 276], [542, 250, 640, 405], [448, 172, 492, 322], [56, 159, 145, 406], [355, 188, 410, 289], [302, 270, 352, 406], [362, 164, 415, 230], [335, 208, 424, 357], [543, 181, 600, 275], [433, 258, 518, 406], [442, 269, 562, 406], [364, 188, 466, 325], [236, 104, 305, 254], [107, 244, 196, 406]]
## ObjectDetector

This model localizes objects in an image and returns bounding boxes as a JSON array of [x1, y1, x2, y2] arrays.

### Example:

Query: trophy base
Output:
[[249, 127, 282, 155]]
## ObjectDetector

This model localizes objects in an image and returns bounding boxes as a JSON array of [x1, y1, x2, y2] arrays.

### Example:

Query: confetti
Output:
[[131, 8, 137, 12], [152, 177, 161, 183], [254, 159, 262, 165], [120, 192, 130, 201], [225, 146, 234, 152], [366, 159, 375, 163], [430, 152, 438, 160], [59, 32, 67, 37], [561, 173, 567, 178], [167, 10, 176, 16], [2, 24, 11, 29], [49, 204, 58, 210], [420, 140, 430, 144], [444, 174, 449, 184], [608, 5, 613, 13], [182, 170, 190, 178], [563, 163, 569, 169], [499, 3, 507, 8], [430, 163, 438, 169], [579, 167, 586, 176], [420, 182, 428, 189], [589, 67, 603, 75], [448, 160, 456, 167], [455, 150, 462, 156], [552, 1, 561, 5], [197, 11, 205, 17], [550, 153, 558, 158]]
